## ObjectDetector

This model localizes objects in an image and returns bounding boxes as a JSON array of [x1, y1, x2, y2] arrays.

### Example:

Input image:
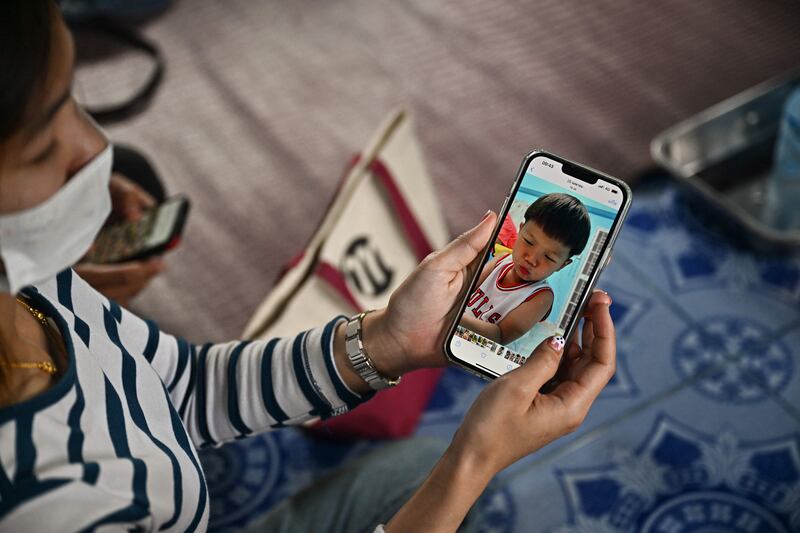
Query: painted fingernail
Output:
[[548, 336, 565, 352]]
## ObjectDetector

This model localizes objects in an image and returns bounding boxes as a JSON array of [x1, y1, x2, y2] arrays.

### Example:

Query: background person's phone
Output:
[[84, 195, 191, 264], [445, 151, 632, 380]]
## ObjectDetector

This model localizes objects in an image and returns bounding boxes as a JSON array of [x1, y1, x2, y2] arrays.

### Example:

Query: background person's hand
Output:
[[75, 259, 166, 307], [109, 171, 157, 221], [363, 211, 498, 376], [76, 172, 163, 306], [449, 290, 615, 475]]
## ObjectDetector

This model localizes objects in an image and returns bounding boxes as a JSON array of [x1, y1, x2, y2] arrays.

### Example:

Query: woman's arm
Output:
[[108, 298, 373, 448], [385, 445, 493, 532], [386, 291, 615, 532]]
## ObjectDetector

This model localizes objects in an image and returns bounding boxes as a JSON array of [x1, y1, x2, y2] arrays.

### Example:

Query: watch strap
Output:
[[345, 311, 401, 391]]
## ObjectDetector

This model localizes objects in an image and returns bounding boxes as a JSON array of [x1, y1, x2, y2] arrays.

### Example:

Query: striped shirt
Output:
[[0, 269, 370, 531]]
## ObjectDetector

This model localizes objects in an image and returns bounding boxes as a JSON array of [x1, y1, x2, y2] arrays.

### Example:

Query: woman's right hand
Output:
[[449, 290, 615, 476]]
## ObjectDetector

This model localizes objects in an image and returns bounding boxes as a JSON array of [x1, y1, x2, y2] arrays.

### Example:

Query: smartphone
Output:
[[444, 151, 632, 380], [85, 195, 191, 264]]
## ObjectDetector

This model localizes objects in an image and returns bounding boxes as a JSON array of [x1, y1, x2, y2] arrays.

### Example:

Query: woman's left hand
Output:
[[363, 211, 497, 377], [74, 173, 162, 306], [109, 172, 156, 221]]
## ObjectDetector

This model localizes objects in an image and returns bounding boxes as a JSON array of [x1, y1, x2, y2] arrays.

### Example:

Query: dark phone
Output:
[[444, 151, 632, 381], [85, 195, 190, 264]]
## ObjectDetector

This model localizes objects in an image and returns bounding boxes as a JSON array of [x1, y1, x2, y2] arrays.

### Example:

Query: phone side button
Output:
[[500, 195, 510, 215]]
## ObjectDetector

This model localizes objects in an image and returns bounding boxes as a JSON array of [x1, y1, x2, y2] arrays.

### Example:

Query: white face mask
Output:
[[0, 143, 113, 294]]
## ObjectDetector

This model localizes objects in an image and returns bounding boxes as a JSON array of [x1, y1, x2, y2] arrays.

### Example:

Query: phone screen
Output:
[[85, 196, 189, 264], [145, 197, 185, 248], [447, 153, 630, 378]]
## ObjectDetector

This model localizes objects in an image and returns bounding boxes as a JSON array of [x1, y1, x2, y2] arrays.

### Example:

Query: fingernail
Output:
[[595, 289, 611, 306], [548, 336, 565, 352], [480, 210, 492, 222]]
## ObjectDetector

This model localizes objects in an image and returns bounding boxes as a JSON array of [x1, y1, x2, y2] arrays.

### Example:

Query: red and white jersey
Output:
[[465, 254, 553, 324]]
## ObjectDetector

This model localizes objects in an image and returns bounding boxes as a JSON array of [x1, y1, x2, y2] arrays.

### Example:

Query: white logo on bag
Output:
[[341, 236, 394, 297]]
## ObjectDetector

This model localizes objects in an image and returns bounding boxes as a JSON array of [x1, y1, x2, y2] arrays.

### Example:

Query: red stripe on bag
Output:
[[367, 158, 435, 262], [274, 157, 361, 286], [274, 251, 306, 285], [279, 154, 435, 287]]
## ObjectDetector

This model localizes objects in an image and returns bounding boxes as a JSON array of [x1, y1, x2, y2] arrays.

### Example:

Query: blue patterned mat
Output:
[[200, 178, 800, 532]]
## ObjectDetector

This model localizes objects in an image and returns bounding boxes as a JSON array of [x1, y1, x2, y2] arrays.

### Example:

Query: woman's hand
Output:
[[75, 173, 163, 306], [362, 211, 498, 377], [385, 292, 615, 532], [75, 259, 166, 307], [450, 290, 615, 474], [108, 172, 157, 221]]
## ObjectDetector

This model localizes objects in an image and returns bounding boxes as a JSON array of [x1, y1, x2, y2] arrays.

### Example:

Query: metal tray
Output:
[[651, 69, 800, 251]]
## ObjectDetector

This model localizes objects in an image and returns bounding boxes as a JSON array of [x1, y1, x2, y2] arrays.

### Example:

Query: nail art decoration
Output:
[[549, 335, 566, 351]]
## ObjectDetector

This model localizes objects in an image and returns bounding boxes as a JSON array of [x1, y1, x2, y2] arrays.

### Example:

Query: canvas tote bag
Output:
[[242, 110, 450, 439]]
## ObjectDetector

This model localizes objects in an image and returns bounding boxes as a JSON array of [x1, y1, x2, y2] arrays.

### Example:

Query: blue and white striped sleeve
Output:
[[114, 304, 373, 448]]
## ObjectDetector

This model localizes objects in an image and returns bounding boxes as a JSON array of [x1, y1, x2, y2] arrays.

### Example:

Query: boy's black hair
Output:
[[523, 193, 591, 257]]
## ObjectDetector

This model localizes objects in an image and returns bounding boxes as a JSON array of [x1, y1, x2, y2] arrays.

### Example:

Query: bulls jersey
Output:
[[465, 254, 553, 324]]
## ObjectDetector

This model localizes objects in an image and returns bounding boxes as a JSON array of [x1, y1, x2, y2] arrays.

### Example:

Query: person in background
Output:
[[0, 2, 616, 531]]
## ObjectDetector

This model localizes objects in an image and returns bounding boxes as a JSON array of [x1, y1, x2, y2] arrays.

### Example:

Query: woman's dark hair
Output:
[[0, 0, 54, 405], [523, 193, 591, 257], [0, 0, 55, 143]]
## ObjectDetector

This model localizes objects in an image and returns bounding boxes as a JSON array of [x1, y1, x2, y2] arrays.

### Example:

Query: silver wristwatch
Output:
[[345, 311, 401, 391]]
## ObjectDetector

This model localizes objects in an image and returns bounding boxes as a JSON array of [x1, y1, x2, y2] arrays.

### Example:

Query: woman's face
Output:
[[0, 14, 106, 216]]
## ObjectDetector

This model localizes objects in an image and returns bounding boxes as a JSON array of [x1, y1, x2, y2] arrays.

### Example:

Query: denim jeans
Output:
[[241, 437, 483, 533]]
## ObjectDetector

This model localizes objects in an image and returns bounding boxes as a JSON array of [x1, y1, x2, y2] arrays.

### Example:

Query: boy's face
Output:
[[511, 220, 573, 282]]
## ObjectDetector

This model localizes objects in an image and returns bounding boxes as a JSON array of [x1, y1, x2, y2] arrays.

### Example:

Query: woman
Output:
[[0, 2, 616, 531]]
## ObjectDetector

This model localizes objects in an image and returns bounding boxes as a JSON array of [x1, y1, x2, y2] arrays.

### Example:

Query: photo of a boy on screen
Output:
[[460, 193, 591, 345]]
